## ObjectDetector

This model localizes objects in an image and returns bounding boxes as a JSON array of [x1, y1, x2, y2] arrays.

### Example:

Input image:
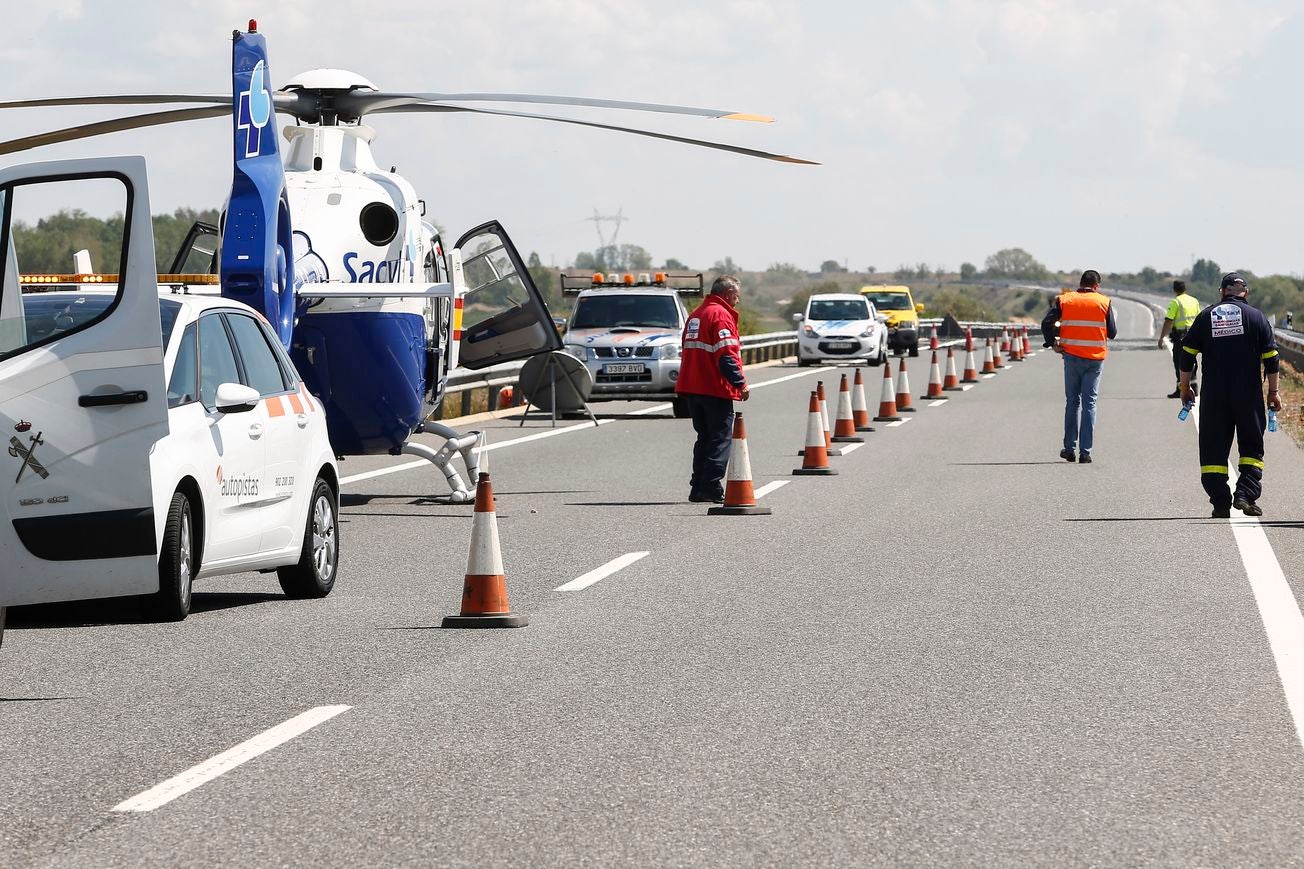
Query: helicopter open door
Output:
[[0, 157, 170, 607], [454, 221, 562, 370], [168, 220, 219, 275]]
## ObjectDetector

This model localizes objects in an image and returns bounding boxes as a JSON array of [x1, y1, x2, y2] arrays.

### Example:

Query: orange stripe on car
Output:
[[287, 392, 304, 414], [266, 396, 286, 417]]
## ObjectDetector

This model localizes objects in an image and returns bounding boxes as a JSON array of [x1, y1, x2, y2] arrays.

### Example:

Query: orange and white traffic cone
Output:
[[929, 324, 939, 350], [964, 326, 974, 353], [874, 360, 902, 422], [801, 380, 843, 456], [442, 473, 527, 628], [993, 334, 1006, 369], [999, 329, 1010, 355], [961, 345, 979, 383], [709, 413, 772, 515], [852, 368, 875, 432], [921, 349, 947, 400], [793, 391, 838, 476], [981, 338, 997, 374], [942, 347, 961, 391], [895, 355, 916, 412], [1021, 327, 1032, 356], [832, 373, 865, 443], [1008, 331, 1021, 363]]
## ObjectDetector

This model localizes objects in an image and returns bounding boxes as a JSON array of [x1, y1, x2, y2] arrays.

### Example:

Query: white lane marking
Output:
[[837, 442, 864, 455], [887, 417, 912, 427], [1192, 400, 1304, 747], [960, 384, 974, 391], [340, 420, 614, 485], [629, 403, 673, 415], [113, 705, 352, 813], [555, 551, 650, 592], [982, 373, 996, 379], [928, 399, 947, 407], [1229, 518, 1304, 748], [754, 480, 789, 499], [750, 368, 823, 389]]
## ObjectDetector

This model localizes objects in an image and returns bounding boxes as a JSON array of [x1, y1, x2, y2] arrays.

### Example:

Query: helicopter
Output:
[[0, 20, 815, 502]]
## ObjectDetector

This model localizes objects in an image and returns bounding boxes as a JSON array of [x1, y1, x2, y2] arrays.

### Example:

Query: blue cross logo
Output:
[[236, 60, 273, 159]]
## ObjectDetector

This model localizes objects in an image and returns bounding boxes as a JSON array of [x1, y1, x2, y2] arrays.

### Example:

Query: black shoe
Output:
[[1211, 506, 1231, 519], [1233, 496, 1263, 517], [1078, 452, 1092, 464], [1059, 449, 1076, 462], [689, 491, 724, 504], [1167, 389, 1181, 399]]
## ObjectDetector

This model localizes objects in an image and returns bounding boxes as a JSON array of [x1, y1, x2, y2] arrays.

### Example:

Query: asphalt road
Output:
[[5, 297, 1304, 866]]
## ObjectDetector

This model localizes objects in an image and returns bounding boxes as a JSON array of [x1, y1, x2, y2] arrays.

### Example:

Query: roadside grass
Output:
[[1276, 360, 1304, 445]]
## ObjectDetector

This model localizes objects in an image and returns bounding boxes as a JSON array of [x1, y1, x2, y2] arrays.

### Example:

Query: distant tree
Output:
[[574, 251, 598, 271], [959, 262, 977, 281], [1191, 258, 1221, 285], [819, 259, 846, 273], [1138, 266, 1158, 287], [865, 265, 876, 276], [664, 257, 687, 270], [983, 247, 1049, 281], [784, 279, 844, 319], [527, 252, 561, 310], [711, 256, 739, 273], [914, 263, 930, 280], [767, 262, 803, 277], [893, 264, 914, 281], [924, 289, 992, 321]]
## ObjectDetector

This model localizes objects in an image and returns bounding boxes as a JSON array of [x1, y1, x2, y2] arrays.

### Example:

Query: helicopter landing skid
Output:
[[401, 423, 485, 504]]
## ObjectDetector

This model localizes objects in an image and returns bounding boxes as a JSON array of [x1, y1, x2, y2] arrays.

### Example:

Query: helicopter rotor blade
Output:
[[336, 92, 773, 123], [0, 94, 233, 110], [368, 102, 818, 164], [0, 105, 230, 156]]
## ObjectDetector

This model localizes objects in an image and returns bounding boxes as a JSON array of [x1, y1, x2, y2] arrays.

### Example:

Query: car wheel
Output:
[[908, 342, 919, 357], [797, 354, 812, 367], [671, 398, 691, 419], [145, 490, 195, 622], [278, 477, 338, 599]]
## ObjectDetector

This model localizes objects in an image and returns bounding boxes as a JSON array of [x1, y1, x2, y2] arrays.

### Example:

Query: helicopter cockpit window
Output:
[[0, 176, 129, 361]]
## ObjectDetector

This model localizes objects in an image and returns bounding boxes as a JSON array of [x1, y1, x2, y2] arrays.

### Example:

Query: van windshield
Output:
[[808, 299, 868, 321], [863, 292, 912, 310]]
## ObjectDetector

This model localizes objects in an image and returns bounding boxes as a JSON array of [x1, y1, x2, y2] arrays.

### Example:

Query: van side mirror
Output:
[[215, 382, 260, 414], [552, 316, 568, 334], [792, 313, 804, 323], [915, 303, 925, 314]]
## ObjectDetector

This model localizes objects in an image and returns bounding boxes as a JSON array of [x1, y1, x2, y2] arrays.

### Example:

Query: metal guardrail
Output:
[[1275, 329, 1304, 370], [437, 321, 1040, 419]]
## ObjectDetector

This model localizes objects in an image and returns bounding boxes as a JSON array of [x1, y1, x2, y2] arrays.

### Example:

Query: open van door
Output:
[[454, 221, 562, 370], [0, 157, 169, 608]]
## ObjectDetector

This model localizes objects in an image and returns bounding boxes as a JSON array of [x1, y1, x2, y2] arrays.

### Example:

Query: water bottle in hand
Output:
[[1268, 408, 1278, 433], [1178, 401, 1193, 422]]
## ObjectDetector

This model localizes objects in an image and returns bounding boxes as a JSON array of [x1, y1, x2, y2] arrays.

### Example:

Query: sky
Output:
[[5, 0, 1304, 276]]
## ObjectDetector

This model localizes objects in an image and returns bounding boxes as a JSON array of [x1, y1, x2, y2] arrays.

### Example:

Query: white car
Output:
[[794, 293, 888, 366], [0, 157, 339, 636]]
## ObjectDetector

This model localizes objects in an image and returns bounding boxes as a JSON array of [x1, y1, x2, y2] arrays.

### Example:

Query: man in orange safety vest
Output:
[[1041, 270, 1118, 464]]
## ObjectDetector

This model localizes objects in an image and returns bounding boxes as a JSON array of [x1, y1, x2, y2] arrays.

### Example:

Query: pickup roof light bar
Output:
[[560, 271, 704, 295], [19, 273, 220, 286]]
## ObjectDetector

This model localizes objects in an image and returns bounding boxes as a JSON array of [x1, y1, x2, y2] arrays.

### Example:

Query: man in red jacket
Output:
[[676, 275, 751, 502]]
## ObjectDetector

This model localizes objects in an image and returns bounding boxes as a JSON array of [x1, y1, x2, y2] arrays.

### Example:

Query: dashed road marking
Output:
[[982, 373, 996, 379], [754, 480, 789, 499], [836, 443, 864, 455], [887, 418, 912, 427], [629, 403, 672, 415], [555, 551, 650, 592], [928, 400, 947, 407], [960, 384, 974, 391], [112, 705, 352, 813]]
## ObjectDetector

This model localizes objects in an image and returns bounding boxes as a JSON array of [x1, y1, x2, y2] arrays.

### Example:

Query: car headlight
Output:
[[802, 325, 817, 337], [564, 344, 590, 360], [659, 344, 680, 359], [860, 328, 873, 338]]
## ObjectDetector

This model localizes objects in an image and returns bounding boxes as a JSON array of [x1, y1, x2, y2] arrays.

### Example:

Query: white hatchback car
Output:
[[0, 157, 339, 632], [794, 293, 888, 366]]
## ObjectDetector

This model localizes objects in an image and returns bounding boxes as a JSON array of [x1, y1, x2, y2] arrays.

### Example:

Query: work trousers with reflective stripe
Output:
[[1198, 395, 1265, 508], [685, 393, 735, 497]]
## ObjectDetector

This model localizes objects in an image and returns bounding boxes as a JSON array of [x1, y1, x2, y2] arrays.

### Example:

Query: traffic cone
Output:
[[981, 338, 997, 374], [964, 326, 974, 353], [852, 368, 875, 432], [895, 355, 916, 412], [942, 348, 961, 391], [832, 374, 865, 443], [961, 345, 979, 383], [1008, 331, 1021, 363], [993, 335, 1006, 369], [921, 350, 947, 400], [801, 380, 842, 456], [999, 329, 1010, 355], [710, 414, 772, 515], [442, 473, 527, 628], [1021, 328, 1032, 356], [928, 324, 939, 350], [793, 391, 838, 475], [874, 360, 902, 422]]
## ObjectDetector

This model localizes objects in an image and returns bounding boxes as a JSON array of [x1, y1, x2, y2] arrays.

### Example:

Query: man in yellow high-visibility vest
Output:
[[1158, 279, 1201, 398]]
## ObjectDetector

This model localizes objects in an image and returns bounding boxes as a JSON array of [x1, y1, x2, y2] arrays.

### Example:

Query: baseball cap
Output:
[[1220, 272, 1247, 289]]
